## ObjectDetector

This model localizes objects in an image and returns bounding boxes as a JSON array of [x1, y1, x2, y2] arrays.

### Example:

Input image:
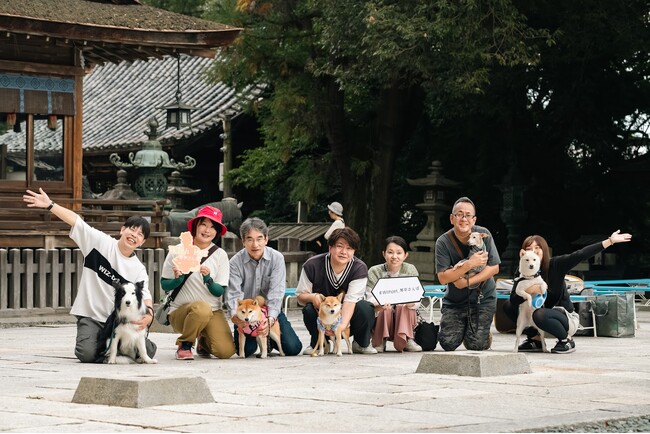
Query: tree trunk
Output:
[[321, 77, 423, 265]]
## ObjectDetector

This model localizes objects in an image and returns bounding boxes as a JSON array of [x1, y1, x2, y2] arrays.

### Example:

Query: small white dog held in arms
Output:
[[514, 250, 548, 353], [106, 281, 157, 364], [453, 231, 488, 288]]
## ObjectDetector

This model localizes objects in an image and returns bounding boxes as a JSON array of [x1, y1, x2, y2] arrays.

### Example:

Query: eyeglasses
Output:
[[453, 212, 475, 220], [244, 236, 266, 245]]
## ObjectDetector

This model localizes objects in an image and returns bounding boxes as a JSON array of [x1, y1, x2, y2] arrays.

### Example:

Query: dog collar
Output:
[[515, 270, 542, 281]]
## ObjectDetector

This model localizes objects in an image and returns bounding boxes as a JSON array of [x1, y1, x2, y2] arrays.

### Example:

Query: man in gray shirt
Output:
[[435, 197, 500, 351], [227, 217, 303, 357]]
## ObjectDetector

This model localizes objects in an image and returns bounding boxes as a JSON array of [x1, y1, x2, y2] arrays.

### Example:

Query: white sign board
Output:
[[371, 276, 425, 305]]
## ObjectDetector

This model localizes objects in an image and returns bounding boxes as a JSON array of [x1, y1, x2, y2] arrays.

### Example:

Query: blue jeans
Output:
[[302, 300, 375, 347], [233, 312, 302, 357]]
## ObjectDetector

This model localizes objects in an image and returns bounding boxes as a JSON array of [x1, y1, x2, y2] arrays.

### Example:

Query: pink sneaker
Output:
[[175, 347, 194, 360]]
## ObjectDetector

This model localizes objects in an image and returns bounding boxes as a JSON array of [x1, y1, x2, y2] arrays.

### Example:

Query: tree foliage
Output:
[[204, 0, 548, 262], [149, 0, 650, 273]]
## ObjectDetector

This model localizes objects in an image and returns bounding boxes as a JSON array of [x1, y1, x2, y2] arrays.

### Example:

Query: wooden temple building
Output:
[[0, 0, 243, 248]]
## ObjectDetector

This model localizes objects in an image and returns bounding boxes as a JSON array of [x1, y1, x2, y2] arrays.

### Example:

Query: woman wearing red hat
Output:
[[161, 206, 236, 360]]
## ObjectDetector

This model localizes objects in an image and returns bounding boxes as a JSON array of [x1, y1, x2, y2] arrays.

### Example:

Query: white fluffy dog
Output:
[[514, 250, 548, 353], [106, 281, 157, 364]]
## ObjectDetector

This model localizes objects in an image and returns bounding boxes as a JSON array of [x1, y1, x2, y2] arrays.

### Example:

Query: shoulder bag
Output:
[[155, 245, 218, 326]]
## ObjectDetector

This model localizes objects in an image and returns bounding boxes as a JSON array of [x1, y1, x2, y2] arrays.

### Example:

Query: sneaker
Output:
[[374, 341, 386, 353], [551, 338, 576, 354], [352, 340, 378, 354], [196, 338, 211, 358], [404, 338, 422, 352], [176, 342, 194, 360], [518, 338, 543, 352], [176, 347, 194, 360], [302, 346, 314, 355]]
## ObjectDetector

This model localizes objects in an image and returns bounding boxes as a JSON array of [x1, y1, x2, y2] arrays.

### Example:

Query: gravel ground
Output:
[[529, 415, 650, 432]]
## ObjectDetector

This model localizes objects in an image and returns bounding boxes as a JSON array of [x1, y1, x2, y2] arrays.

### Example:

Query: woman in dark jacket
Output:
[[502, 230, 632, 354]]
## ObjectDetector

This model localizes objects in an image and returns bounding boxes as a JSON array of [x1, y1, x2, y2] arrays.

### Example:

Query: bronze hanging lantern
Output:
[[160, 54, 197, 129]]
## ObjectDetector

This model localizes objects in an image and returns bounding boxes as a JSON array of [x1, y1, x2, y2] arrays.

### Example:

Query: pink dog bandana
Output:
[[241, 305, 269, 337]]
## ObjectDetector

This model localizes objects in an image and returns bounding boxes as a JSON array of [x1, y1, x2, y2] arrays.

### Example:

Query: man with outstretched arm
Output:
[[23, 188, 156, 362]]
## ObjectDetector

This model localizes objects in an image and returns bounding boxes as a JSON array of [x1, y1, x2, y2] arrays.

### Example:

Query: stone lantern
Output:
[[166, 170, 201, 212], [406, 161, 459, 282], [109, 117, 196, 199]]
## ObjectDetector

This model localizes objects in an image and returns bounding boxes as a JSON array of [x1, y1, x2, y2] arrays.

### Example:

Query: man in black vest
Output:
[[296, 227, 376, 354]]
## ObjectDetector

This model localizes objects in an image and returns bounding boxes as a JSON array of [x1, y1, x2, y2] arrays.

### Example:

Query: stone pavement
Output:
[[1, 308, 650, 433]]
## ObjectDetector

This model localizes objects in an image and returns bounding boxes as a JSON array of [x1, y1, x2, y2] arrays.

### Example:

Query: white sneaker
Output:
[[352, 340, 378, 354], [404, 338, 422, 352], [302, 346, 314, 355], [373, 339, 386, 353]]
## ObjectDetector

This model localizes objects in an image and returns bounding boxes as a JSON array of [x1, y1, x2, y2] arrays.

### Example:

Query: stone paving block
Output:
[[415, 351, 531, 377], [72, 376, 214, 408]]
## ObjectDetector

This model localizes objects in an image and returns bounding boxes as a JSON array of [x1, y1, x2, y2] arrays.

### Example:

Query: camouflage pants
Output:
[[438, 299, 495, 351]]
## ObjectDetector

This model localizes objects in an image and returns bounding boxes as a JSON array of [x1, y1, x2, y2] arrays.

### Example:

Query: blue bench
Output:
[[422, 285, 445, 321], [585, 279, 650, 303], [283, 287, 298, 314], [583, 279, 650, 331]]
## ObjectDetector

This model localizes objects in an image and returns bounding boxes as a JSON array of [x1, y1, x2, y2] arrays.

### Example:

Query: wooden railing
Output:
[[0, 197, 170, 249], [0, 242, 314, 320], [0, 248, 166, 319]]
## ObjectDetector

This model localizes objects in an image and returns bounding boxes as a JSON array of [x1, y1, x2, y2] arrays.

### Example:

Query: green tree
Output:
[[205, 0, 547, 262], [422, 0, 650, 271]]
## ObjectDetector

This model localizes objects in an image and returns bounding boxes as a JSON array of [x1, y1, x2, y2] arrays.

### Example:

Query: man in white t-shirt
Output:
[[23, 188, 156, 363]]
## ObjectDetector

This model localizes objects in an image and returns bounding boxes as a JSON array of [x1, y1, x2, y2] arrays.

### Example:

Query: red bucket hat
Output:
[[187, 206, 227, 237]]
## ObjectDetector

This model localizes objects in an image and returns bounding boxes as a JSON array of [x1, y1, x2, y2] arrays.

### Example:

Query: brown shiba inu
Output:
[[311, 293, 351, 357], [236, 296, 284, 359]]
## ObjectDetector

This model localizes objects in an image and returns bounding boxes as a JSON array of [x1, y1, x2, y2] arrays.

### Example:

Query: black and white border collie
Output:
[[105, 280, 157, 364]]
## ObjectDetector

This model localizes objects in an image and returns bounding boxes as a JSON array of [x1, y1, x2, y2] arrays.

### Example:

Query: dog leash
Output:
[[447, 230, 484, 337]]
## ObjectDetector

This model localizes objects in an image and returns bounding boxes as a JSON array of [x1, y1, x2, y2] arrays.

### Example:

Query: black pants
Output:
[[502, 301, 569, 340], [302, 300, 375, 347]]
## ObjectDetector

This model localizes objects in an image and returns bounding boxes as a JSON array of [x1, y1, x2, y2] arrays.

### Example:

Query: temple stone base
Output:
[[416, 352, 531, 377], [72, 376, 214, 408]]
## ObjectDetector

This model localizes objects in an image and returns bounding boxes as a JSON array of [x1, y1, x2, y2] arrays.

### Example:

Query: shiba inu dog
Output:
[[106, 281, 157, 364], [236, 296, 284, 359], [311, 293, 351, 357]]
